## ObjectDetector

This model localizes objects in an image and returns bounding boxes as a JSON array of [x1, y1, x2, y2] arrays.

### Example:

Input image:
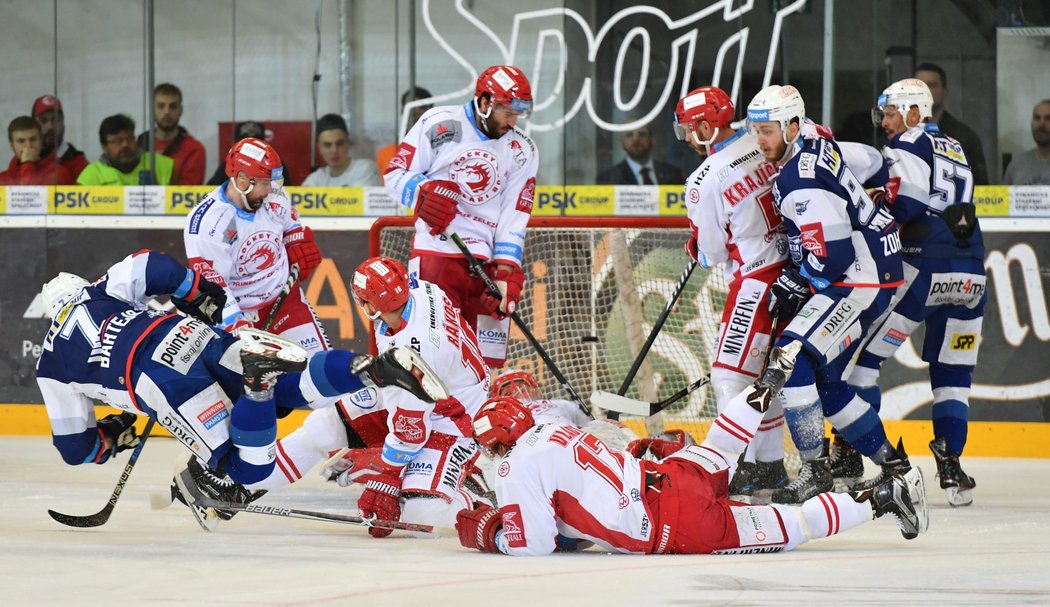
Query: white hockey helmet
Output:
[[746, 84, 806, 145], [873, 78, 933, 126], [42, 272, 89, 319]]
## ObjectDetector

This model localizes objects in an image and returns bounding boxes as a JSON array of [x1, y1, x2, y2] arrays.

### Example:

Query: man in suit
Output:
[[598, 120, 683, 185]]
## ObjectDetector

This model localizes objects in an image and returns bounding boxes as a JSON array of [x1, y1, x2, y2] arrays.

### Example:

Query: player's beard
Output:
[[244, 192, 266, 211]]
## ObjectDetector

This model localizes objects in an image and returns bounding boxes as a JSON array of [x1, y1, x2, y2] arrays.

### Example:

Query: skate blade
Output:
[[393, 348, 449, 402], [173, 461, 220, 532], [946, 487, 973, 507], [239, 328, 308, 364], [904, 467, 930, 533]]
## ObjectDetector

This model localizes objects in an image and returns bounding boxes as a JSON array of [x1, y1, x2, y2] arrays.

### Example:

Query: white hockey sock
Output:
[[799, 492, 870, 539], [753, 396, 787, 462], [703, 386, 766, 461], [247, 407, 348, 491]]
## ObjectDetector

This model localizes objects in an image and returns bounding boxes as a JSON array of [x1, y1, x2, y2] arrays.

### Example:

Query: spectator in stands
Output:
[[77, 114, 174, 186], [1003, 99, 1050, 185], [0, 116, 76, 185], [32, 95, 89, 182], [303, 113, 380, 186], [376, 86, 433, 175], [597, 120, 684, 185], [207, 121, 283, 186], [138, 83, 206, 185], [913, 62, 989, 184]]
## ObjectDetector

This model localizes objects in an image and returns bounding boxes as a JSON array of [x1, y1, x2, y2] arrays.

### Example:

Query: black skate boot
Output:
[[929, 437, 976, 507], [853, 437, 913, 492], [748, 341, 803, 412], [352, 346, 449, 403], [851, 471, 929, 540], [172, 456, 267, 531], [830, 433, 865, 490], [238, 328, 308, 399], [770, 455, 833, 504], [731, 459, 790, 502], [728, 461, 758, 498]]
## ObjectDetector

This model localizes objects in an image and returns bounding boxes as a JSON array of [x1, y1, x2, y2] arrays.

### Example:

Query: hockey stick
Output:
[[608, 260, 697, 420], [193, 497, 437, 534], [592, 309, 784, 417], [48, 417, 157, 528], [262, 264, 300, 332], [445, 230, 589, 415]]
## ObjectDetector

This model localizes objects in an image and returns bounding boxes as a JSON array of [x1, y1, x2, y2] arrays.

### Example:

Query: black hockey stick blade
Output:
[[592, 374, 712, 417], [262, 264, 299, 331], [49, 417, 156, 528], [197, 497, 436, 534]]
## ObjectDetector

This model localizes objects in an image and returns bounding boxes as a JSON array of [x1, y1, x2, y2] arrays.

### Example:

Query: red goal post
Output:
[[369, 215, 739, 440]]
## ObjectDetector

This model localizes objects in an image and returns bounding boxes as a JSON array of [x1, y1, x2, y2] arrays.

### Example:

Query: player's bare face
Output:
[[317, 130, 350, 170], [753, 123, 787, 163], [1032, 102, 1050, 147], [881, 106, 907, 139]]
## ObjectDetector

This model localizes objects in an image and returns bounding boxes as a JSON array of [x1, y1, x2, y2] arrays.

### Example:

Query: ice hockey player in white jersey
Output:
[[35, 250, 445, 528], [383, 65, 538, 368], [321, 256, 493, 537], [847, 79, 985, 506], [454, 342, 928, 556], [745, 85, 922, 504], [673, 84, 790, 498]]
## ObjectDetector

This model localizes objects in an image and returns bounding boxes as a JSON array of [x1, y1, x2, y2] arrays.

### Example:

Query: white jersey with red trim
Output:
[[524, 398, 591, 427], [685, 130, 787, 283], [493, 423, 653, 556], [184, 184, 299, 326], [374, 279, 491, 466], [383, 103, 538, 269]]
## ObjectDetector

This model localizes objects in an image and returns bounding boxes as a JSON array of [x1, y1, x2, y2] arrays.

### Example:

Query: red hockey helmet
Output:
[[225, 137, 283, 182], [673, 86, 735, 142], [475, 65, 534, 117], [491, 370, 540, 399], [473, 396, 535, 451], [351, 256, 409, 316]]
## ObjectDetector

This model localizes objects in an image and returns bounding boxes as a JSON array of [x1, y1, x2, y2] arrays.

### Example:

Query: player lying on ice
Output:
[[454, 341, 929, 556], [36, 250, 446, 529]]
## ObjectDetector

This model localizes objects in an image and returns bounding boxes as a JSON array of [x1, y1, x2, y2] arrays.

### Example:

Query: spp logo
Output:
[[170, 191, 207, 210], [290, 191, 328, 210], [537, 191, 576, 209], [951, 334, 976, 350], [55, 191, 89, 209]]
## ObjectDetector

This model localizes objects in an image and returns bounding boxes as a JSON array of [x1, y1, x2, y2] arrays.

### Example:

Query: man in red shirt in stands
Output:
[[32, 95, 88, 183], [138, 83, 206, 185], [0, 116, 75, 185]]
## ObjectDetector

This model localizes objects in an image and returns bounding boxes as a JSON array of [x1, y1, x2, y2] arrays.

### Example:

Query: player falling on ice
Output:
[[454, 341, 928, 556]]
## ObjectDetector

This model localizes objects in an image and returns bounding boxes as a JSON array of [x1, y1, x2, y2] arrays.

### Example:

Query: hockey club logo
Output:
[[427, 120, 460, 148], [392, 408, 425, 442], [516, 177, 536, 213], [387, 142, 416, 173], [799, 223, 826, 257], [347, 386, 379, 410], [451, 149, 503, 205], [501, 504, 527, 548], [618, 494, 629, 510], [498, 461, 510, 477], [235, 231, 281, 274]]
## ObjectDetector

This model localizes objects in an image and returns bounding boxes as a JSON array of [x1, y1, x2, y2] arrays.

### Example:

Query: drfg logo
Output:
[[951, 334, 976, 350], [290, 192, 329, 210]]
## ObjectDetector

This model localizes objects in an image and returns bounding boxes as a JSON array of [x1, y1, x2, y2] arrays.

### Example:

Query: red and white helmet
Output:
[[673, 86, 735, 147], [472, 396, 535, 451], [225, 137, 283, 182], [351, 256, 409, 319], [491, 370, 540, 399], [475, 65, 533, 118]]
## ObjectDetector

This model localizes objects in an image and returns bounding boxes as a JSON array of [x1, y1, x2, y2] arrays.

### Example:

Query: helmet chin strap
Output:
[[232, 177, 261, 211], [691, 125, 721, 156], [474, 96, 496, 138]]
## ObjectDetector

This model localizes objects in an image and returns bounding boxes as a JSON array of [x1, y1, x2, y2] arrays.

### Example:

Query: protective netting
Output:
[[372, 216, 798, 472]]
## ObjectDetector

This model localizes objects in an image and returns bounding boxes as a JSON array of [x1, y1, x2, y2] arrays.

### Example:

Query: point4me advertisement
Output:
[[2, 224, 1048, 425]]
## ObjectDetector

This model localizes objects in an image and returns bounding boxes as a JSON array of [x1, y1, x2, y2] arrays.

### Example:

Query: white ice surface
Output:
[[3, 436, 1048, 607]]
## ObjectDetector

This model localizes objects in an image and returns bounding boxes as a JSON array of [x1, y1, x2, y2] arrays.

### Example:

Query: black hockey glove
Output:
[[95, 412, 140, 464], [172, 274, 227, 325], [769, 266, 812, 318]]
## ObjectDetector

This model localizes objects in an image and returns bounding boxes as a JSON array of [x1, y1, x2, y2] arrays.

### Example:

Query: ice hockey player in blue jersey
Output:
[[36, 250, 446, 527], [745, 85, 924, 506], [845, 78, 984, 507]]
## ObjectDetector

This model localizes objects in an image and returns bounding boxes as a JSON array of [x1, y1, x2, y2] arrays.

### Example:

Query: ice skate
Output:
[[172, 456, 267, 531], [771, 455, 832, 504], [747, 341, 803, 412], [830, 433, 864, 490], [852, 470, 929, 540], [729, 459, 789, 501], [238, 328, 308, 397], [853, 437, 913, 492], [929, 437, 976, 507], [352, 346, 449, 403]]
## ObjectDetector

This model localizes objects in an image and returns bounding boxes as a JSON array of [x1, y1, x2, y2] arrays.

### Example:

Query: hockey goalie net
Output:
[[370, 215, 744, 440]]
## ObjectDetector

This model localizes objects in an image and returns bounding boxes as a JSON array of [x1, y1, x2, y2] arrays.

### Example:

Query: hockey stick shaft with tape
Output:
[[262, 264, 300, 332], [445, 230, 589, 415]]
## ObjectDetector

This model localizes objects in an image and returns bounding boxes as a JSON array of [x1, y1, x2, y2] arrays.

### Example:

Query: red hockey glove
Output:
[[283, 226, 322, 281], [626, 436, 686, 461], [357, 466, 403, 538], [455, 503, 503, 553], [479, 263, 525, 319], [319, 447, 385, 487], [415, 179, 461, 235]]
